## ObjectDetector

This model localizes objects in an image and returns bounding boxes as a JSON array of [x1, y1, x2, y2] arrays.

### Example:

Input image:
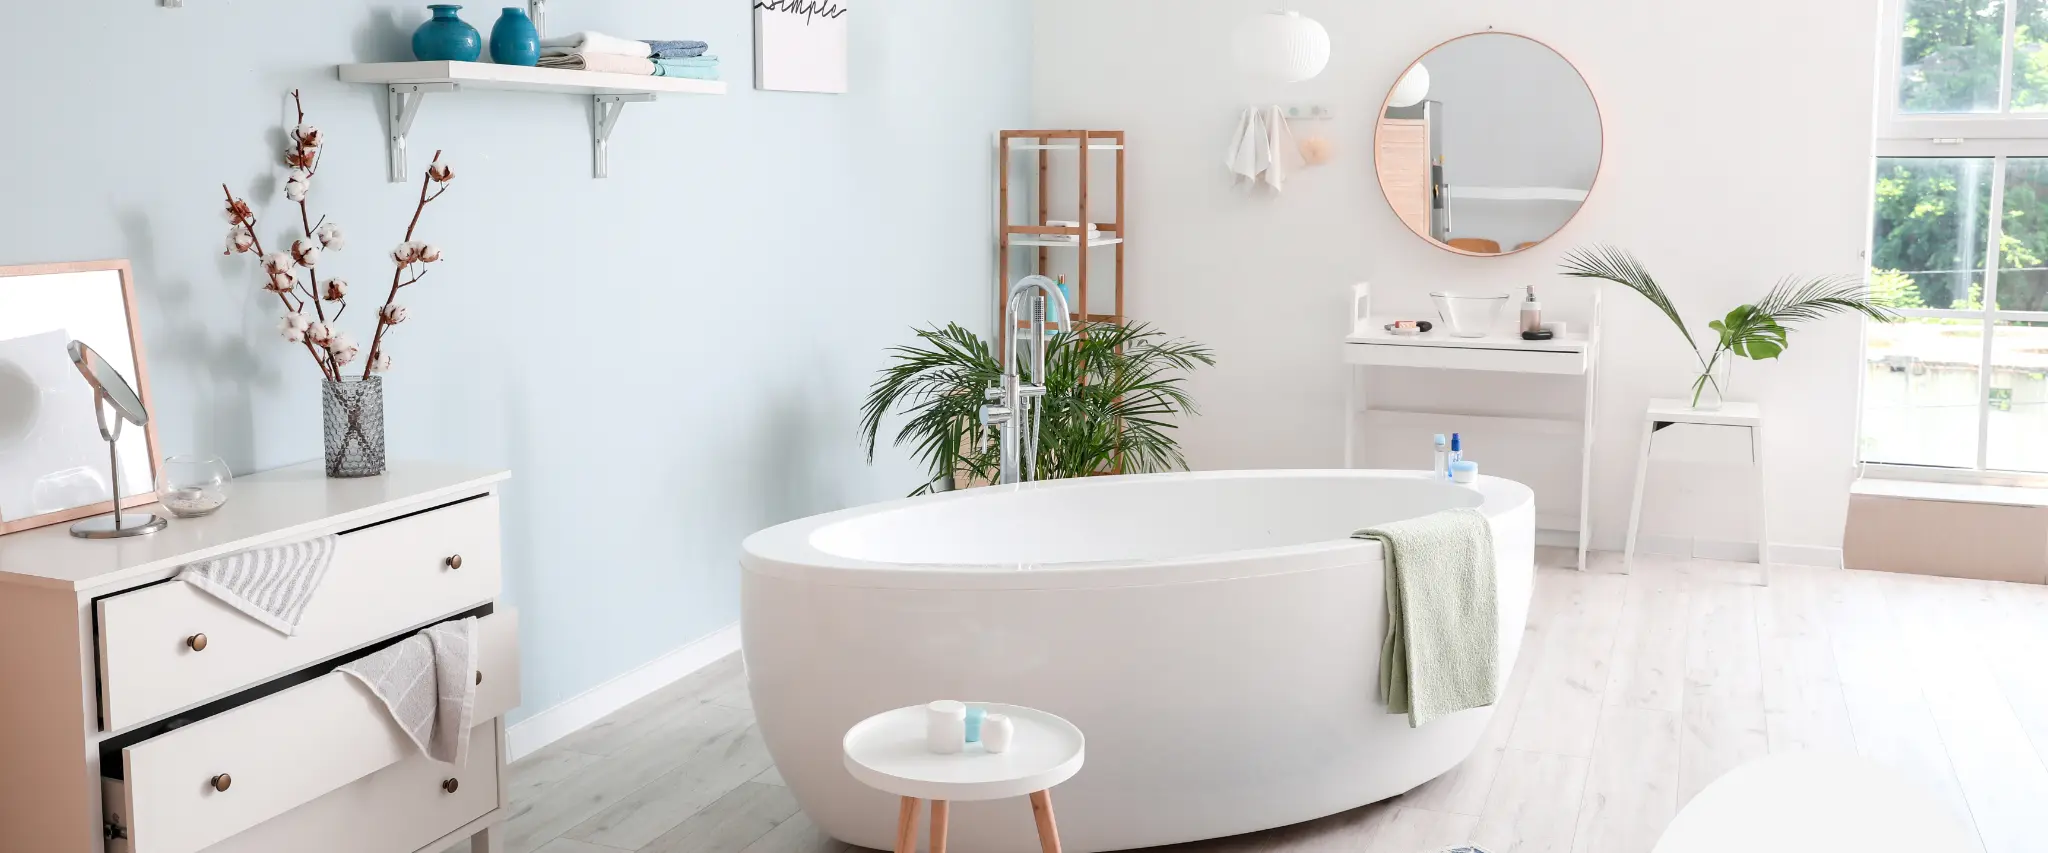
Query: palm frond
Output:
[[860, 319, 1214, 494], [1558, 244, 1699, 356], [1752, 275, 1901, 325]]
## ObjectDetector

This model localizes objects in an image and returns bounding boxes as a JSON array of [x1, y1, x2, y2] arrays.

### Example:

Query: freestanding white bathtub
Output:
[[740, 470, 1535, 853]]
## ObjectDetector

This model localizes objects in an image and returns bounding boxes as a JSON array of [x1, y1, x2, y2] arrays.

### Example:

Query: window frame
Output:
[[1864, 0, 2048, 483]]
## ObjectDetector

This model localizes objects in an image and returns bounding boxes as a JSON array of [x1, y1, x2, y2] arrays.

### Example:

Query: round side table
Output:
[[1652, 753, 1977, 853], [843, 704, 1085, 853]]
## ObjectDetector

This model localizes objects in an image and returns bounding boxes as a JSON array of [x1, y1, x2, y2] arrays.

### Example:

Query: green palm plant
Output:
[[1559, 245, 1900, 408], [860, 321, 1216, 495]]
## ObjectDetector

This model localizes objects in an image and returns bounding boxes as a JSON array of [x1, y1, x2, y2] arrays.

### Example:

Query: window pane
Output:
[[1902, 0, 2009, 113], [1864, 321, 1985, 468], [1987, 320, 2048, 471], [1872, 158, 1993, 311], [1997, 158, 2048, 310], [2016, 0, 2048, 110]]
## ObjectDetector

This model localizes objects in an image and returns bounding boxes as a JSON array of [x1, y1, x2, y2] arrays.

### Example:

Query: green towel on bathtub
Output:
[[1353, 508, 1498, 727]]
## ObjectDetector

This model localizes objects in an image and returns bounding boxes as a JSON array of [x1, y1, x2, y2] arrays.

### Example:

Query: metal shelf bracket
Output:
[[592, 94, 656, 179], [386, 83, 459, 183]]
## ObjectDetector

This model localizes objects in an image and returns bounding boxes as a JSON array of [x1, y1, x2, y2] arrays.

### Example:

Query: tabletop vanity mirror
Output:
[[0, 260, 160, 535], [1374, 32, 1602, 256]]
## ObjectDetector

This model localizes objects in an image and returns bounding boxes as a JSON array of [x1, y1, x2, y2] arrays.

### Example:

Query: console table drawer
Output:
[[97, 496, 503, 731], [105, 610, 518, 853], [1343, 341, 1589, 375]]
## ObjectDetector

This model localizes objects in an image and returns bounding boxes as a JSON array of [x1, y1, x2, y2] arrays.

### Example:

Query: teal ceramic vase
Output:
[[412, 5, 482, 62], [489, 7, 541, 66]]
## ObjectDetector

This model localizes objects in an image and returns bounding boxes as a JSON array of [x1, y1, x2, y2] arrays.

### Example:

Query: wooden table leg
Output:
[[1028, 789, 1062, 853], [930, 800, 950, 853], [895, 796, 922, 853]]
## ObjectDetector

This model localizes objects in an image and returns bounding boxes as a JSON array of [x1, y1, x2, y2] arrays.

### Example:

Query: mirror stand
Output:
[[69, 393, 165, 540]]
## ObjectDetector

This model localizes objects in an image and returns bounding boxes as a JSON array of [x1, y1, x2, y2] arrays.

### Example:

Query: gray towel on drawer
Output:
[[339, 617, 480, 765], [177, 535, 338, 636]]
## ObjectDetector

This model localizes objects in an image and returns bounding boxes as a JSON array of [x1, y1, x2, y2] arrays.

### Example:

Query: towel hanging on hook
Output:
[[1225, 105, 1301, 192]]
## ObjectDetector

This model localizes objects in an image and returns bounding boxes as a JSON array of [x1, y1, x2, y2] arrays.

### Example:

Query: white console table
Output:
[[1343, 283, 1602, 570]]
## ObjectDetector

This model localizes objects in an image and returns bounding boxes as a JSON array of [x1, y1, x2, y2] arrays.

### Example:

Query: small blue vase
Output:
[[489, 7, 540, 66], [412, 5, 482, 62]]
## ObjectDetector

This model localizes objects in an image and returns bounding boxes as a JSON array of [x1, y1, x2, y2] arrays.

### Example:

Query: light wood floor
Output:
[[491, 550, 2048, 853]]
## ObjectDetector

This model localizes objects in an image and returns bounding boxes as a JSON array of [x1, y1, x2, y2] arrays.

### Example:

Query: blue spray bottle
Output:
[[1448, 433, 1462, 478]]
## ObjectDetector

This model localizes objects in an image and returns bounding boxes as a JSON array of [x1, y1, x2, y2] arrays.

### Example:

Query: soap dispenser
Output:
[[1520, 285, 1543, 335]]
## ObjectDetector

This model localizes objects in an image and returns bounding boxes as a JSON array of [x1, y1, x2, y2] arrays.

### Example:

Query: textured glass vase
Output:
[[489, 7, 540, 66], [412, 5, 482, 62], [323, 377, 386, 478]]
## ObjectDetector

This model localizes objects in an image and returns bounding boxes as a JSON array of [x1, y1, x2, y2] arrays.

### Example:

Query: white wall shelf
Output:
[[336, 61, 728, 180]]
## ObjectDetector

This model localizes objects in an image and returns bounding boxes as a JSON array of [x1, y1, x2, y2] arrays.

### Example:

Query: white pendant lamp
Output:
[[1232, 10, 1331, 83], [1388, 63, 1431, 108]]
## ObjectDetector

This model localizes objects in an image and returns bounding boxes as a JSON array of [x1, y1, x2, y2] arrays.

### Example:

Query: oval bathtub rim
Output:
[[740, 469, 1535, 592]]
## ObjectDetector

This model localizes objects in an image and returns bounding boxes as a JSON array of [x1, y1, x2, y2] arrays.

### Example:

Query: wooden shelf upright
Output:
[[997, 130, 1126, 344]]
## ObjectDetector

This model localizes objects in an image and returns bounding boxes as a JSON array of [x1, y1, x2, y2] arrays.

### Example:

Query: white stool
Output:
[[1653, 753, 1976, 853], [843, 703, 1086, 853], [1623, 398, 1770, 586]]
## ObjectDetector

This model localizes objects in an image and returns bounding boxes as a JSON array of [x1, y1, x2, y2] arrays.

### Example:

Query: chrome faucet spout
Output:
[[983, 275, 1074, 486]]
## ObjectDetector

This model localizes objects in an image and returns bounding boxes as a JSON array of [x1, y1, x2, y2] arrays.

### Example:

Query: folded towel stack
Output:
[[1042, 220, 1104, 243], [535, 31, 718, 80]]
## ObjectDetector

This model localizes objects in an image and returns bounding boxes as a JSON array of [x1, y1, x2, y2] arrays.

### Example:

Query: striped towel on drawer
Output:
[[177, 535, 338, 635], [340, 617, 480, 765]]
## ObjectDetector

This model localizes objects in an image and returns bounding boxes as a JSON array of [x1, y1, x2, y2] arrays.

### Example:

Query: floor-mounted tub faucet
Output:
[[982, 275, 1072, 485]]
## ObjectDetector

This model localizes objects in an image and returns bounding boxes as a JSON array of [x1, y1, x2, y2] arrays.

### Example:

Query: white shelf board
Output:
[[1008, 143, 1125, 151], [338, 61, 728, 96], [1448, 186, 1589, 202], [1008, 236, 1125, 248], [1346, 321, 1590, 352]]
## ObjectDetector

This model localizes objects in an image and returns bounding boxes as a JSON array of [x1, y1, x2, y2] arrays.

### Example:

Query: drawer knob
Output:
[[210, 774, 232, 792], [187, 634, 208, 652], [475, 670, 483, 686], [446, 554, 464, 570], [441, 777, 460, 794]]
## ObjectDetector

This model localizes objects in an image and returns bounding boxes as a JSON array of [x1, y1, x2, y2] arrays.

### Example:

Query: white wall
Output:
[[0, 0, 1030, 720], [1032, 0, 1879, 559]]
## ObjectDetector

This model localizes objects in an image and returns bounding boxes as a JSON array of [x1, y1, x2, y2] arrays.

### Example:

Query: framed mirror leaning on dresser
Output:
[[1374, 32, 1603, 257], [0, 260, 161, 535]]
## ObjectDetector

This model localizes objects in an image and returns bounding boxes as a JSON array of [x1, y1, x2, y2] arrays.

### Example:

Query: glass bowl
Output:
[[158, 455, 232, 518], [1430, 292, 1512, 338]]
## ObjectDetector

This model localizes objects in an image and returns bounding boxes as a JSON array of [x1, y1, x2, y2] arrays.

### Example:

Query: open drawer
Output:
[[103, 609, 519, 853], [97, 495, 504, 732]]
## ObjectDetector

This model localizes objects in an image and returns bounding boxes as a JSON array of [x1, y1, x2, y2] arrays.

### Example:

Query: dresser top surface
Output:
[[0, 461, 510, 593]]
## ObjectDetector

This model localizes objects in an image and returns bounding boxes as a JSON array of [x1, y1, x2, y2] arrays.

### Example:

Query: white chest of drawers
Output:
[[0, 462, 517, 853]]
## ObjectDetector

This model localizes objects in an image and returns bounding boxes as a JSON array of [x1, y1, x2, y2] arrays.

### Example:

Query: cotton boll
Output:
[[390, 241, 420, 265], [284, 178, 309, 202], [262, 252, 292, 274], [326, 331, 358, 366], [291, 239, 322, 268], [267, 271, 297, 293], [293, 124, 322, 148], [323, 278, 348, 301], [315, 222, 345, 250], [305, 322, 334, 347], [225, 225, 255, 255], [370, 352, 393, 373], [380, 303, 409, 324], [427, 161, 454, 182], [278, 314, 307, 343], [416, 243, 443, 263]]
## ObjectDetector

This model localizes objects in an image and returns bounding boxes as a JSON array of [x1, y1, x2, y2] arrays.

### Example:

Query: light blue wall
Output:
[[0, 1, 1030, 721]]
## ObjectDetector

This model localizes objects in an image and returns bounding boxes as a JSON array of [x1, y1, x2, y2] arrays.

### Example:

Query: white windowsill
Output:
[[1852, 477, 2048, 508]]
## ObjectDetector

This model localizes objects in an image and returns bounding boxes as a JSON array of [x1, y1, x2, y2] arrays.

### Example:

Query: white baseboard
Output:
[[1634, 534, 1841, 568], [505, 622, 741, 761]]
